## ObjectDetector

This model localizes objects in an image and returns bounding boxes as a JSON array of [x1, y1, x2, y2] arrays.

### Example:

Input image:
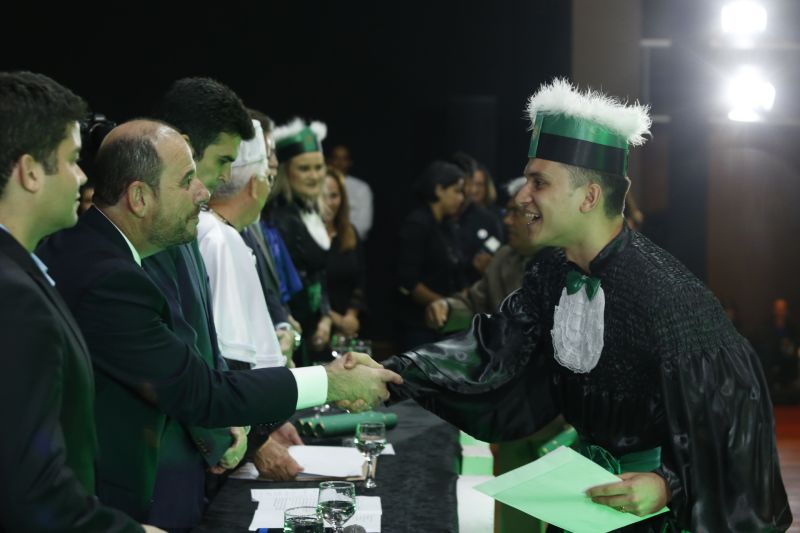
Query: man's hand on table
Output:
[[271, 421, 304, 447], [254, 436, 304, 480], [325, 352, 403, 412]]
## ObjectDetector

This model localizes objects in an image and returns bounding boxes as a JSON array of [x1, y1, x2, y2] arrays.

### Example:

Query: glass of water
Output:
[[283, 506, 323, 533], [317, 481, 356, 533], [355, 421, 386, 489]]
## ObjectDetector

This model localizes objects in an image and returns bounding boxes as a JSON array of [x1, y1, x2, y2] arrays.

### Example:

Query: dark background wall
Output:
[[2, 2, 572, 346]]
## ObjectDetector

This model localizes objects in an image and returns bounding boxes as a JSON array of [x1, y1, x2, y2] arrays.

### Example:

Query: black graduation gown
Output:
[[385, 225, 791, 532]]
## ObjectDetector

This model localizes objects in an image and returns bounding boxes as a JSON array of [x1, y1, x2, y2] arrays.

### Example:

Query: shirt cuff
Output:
[[290, 366, 328, 409]]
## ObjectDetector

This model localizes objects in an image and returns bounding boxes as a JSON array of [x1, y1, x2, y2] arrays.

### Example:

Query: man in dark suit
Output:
[[0, 72, 156, 532], [37, 119, 400, 523], [141, 78, 282, 530]]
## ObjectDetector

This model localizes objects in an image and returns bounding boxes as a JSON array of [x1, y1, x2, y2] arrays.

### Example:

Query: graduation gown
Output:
[[385, 225, 791, 532]]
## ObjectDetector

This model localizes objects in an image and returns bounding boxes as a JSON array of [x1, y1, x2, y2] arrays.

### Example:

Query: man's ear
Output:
[[248, 175, 261, 200], [126, 181, 154, 218], [17, 154, 47, 194], [580, 182, 603, 213]]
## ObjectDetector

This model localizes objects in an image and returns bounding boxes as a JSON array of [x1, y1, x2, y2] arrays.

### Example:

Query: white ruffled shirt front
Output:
[[197, 211, 286, 368], [551, 285, 605, 373]]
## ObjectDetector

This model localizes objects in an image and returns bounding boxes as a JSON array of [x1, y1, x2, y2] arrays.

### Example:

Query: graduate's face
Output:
[[287, 151, 325, 201], [195, 132, 241, 194], [519, 158, 587, 247]]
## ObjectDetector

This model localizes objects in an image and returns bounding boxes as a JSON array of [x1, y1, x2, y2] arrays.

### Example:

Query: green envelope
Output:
[[474, 446, 668, 533]]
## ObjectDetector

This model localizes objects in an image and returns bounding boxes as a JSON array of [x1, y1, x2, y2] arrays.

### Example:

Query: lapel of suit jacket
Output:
[[243, 224, 281, 291], [0, 230, 92, 359]]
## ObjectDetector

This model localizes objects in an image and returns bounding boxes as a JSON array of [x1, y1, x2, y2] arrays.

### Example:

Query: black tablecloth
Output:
[[191, 400, 460, 533]]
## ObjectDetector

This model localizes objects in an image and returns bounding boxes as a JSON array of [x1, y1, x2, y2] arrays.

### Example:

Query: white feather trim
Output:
[[272, 117, 328, 144], [309, 121, 327, 142], [526, 78, 651, 146]]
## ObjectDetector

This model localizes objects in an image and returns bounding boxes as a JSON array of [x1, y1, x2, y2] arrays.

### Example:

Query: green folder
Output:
[[475, 446, 668, 533], [296, 412, 398, 437]]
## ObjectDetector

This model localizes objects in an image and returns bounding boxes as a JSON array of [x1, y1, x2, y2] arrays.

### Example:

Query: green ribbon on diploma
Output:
[[565, 270, 601, 300]]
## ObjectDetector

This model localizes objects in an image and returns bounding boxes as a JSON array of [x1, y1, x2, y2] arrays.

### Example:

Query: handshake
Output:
[[324, 352, 403, 412]]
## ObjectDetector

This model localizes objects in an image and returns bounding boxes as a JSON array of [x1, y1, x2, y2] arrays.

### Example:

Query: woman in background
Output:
[[396, 160, 468, 349], [322, 168, 366, 339], [268, 118, 332, 365]]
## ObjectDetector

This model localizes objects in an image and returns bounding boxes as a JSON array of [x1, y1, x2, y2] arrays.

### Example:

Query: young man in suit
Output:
[[0, 72, 160, 532], [36, 119, 400, 523]]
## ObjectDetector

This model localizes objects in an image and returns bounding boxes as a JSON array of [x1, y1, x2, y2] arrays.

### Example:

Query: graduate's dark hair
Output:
[[566, 165, 630, 218], [0, 71, 87, 199], [155, 77, 254, 160], [414, 160, 465, 204]]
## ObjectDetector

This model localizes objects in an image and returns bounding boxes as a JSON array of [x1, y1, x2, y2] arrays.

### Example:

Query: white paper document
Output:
[[248, 488, 381, 532], [231, 444, 395, 481]]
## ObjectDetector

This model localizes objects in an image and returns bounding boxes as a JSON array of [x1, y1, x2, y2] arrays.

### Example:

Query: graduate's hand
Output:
[[141, 525, 167, 533], [586, 472, 670, 516], [271, 421, 304, 447], [254, 437, 304, 480], [424, 299, 449, 329], [326, 352, 403, 411]]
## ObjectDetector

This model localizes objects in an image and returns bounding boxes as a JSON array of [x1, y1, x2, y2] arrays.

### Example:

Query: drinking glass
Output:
[[317, 481, 356, 533], [355, 421, 386, 489], [283, 506, 323, 533]]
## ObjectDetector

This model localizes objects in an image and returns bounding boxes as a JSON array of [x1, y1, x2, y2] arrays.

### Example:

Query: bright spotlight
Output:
[[721, 1, 767, 35], [725, 66, 775, 122]]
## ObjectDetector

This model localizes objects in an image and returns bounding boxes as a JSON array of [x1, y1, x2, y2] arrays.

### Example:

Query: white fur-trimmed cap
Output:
[[272, 117, 328, 145], [526, 78, 651, 147]]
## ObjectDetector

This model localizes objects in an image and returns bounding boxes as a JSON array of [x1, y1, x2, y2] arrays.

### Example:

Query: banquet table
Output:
[[192, 400, 461, 533]]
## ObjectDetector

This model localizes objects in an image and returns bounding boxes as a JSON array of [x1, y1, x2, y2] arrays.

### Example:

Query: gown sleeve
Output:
[[385, 250, 563, 442], [652, 283, 791, 532]]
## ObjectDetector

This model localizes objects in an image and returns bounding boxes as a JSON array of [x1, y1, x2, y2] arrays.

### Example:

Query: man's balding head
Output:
[[92, 120, 185, 207]]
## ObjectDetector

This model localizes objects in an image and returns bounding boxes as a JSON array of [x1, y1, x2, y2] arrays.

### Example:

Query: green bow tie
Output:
[[565, 270, 601, 300]]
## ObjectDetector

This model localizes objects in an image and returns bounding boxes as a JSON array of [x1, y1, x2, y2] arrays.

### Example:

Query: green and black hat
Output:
[[272, 117, 327, 162], [526, 79, 651, 177]]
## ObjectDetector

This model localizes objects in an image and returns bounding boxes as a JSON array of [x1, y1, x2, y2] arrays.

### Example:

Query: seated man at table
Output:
[[36, 118, 402, 524], [197, 118, 305, 480]]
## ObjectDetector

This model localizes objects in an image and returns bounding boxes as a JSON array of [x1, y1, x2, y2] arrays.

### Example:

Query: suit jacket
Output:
[[0, 229, 139, 532], [37, 207, 299, 521], [241, 223, 289, 325], [141, 242, 233, 528]]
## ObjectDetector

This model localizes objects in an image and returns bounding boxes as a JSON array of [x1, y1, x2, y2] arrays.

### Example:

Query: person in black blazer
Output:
[[0, 72, 148, 532], [36, 119, 401, 522]]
